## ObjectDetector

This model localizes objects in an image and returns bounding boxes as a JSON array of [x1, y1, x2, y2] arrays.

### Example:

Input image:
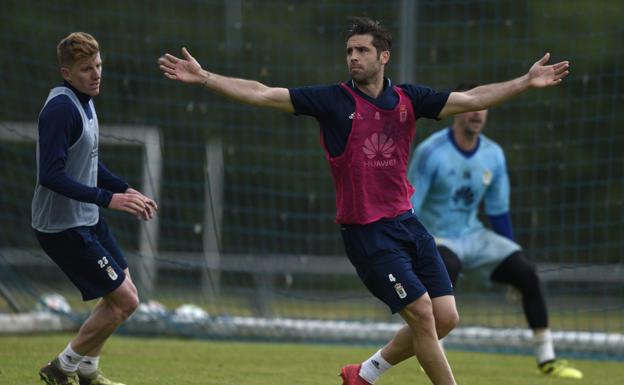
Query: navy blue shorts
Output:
[[341, 210, 454, 313], [34, 217, 127, 301]]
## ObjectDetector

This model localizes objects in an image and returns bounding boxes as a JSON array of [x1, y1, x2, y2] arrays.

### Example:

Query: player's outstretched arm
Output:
[[439, 52, 569, 118], [158, 47, 294, 113]]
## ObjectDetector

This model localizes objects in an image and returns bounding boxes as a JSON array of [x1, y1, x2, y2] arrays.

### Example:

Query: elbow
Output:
[[38, 171, 60, 190], [253, 88, 273, 108], [38, 174, 54, 189], [472, 100, 489, 111]]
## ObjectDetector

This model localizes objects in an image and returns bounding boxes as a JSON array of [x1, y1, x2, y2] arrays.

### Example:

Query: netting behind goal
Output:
[[1, 0, 622, 359]]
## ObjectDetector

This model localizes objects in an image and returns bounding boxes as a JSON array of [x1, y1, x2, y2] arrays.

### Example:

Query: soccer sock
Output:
[[78, 355, 100, 377], [57, 343, 84, 373], [359, 349, 392, 384], [534, 329, 556, 365]]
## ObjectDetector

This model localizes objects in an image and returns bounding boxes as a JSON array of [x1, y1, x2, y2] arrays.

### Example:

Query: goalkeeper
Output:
[[407, 82, 582, 379]]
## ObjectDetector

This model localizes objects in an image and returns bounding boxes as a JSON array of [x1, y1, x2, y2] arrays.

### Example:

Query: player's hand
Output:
[[158, 47, 205, 84], [109, 190, 158, 220], [126, 188, 158, 220], [527, 52, 570, 88]]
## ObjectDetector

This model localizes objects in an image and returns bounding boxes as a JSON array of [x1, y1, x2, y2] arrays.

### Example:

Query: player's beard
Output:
[[351, 62, 381, 86]]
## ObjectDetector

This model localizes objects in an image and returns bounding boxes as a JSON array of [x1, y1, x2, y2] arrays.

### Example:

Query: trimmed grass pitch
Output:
[[1, 334, 622, 384]]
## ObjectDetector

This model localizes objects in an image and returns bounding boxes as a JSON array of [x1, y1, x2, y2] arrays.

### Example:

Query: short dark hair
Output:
[[454, 82, 480, 92], [345, 16, 392, 55]]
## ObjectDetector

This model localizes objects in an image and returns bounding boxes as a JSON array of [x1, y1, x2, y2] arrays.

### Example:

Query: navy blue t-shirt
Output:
[[37, 82, 129, 207], [289, 78, 450, 157]]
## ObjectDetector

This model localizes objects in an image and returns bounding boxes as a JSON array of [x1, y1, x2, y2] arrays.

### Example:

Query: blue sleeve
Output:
[[398, 84, 450, 120], [408, 142, 436, 214], [288, 84, 356, 157], [488, 212, 515, 240], [38, 100, 113, 207], [98, 162, 129, 193], [288, 84, 347, 118], [483, 145, 510, 216]]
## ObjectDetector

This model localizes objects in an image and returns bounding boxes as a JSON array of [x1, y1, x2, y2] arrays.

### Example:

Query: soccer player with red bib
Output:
[[159, 16, 569, 385]]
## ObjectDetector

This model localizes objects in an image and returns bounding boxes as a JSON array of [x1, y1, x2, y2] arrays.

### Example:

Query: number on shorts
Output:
[[97, 256, 109, 268]]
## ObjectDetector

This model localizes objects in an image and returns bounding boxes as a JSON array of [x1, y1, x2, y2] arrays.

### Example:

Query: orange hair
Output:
[[57, 32, 99, 68]]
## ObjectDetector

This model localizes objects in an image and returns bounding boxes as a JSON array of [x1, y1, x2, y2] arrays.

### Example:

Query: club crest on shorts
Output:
[[394, 282, 407, 298], [106, 266, 118, 281]]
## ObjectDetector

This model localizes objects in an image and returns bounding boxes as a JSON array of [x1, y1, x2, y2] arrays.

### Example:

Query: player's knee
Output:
[[121, 293, 139, 319], [107, 287, 139, 322], [112, 295, 138, 322], [493, 252, 543, 294], [402, 297, 436, 332], [437, 309, 459, 338], [514, 262, 541, 294]]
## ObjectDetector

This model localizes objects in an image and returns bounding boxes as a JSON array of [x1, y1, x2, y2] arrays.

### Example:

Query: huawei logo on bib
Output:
[[363, 133, 397, 168], [363, 133, 395, 159]]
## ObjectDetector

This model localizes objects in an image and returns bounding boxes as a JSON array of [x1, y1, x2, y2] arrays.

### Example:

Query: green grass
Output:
[[1, 334, 623, 385]]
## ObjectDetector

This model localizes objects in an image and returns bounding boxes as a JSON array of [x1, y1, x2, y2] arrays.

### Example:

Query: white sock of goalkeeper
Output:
[[359, 349, 392, 384], [534, 329, 556, 364]]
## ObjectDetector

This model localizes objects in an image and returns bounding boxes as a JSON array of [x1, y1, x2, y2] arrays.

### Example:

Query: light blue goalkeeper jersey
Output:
[[408, 127, 510, 238]]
